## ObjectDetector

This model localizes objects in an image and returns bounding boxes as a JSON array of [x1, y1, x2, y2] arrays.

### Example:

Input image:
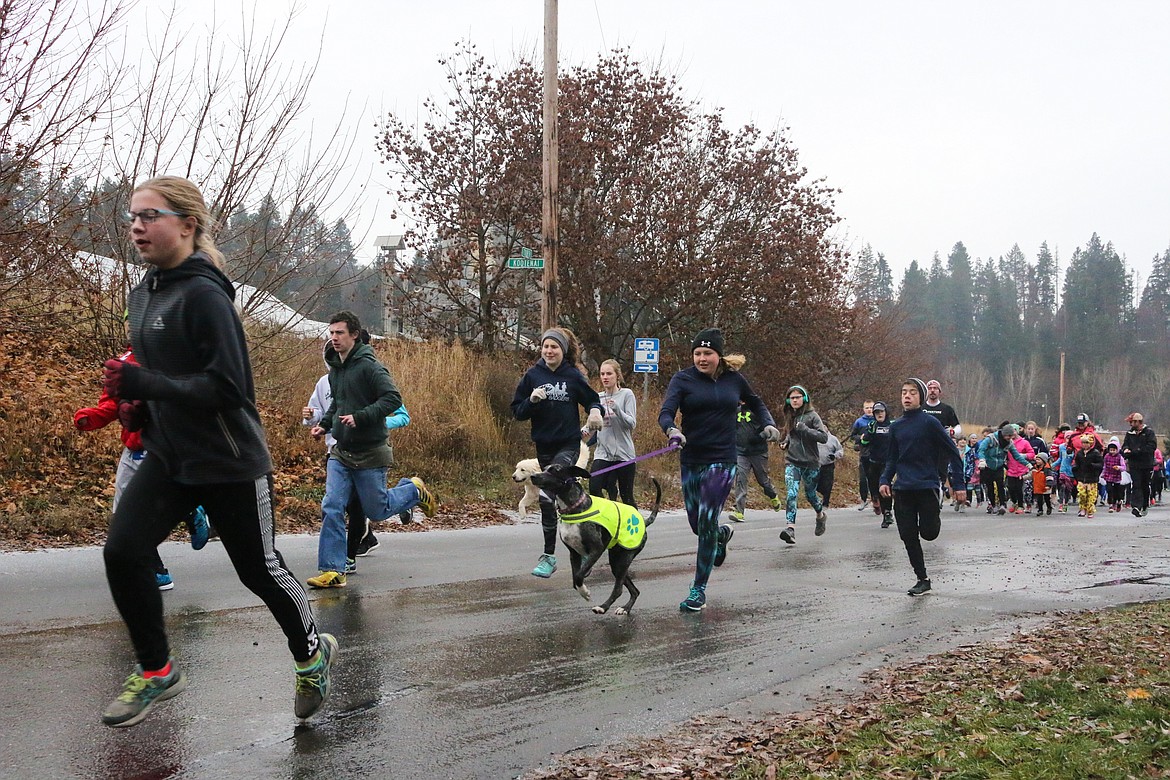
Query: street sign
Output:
[[633, 338, 659, 373], [507, 247, 542, 269]]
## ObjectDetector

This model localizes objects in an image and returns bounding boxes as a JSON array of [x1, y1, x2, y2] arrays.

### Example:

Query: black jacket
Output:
[[123, 252, 273, 484], [1072, 446, 1104, 483], [1122, 426, 1158, 470], [735, 405, 769, 457]]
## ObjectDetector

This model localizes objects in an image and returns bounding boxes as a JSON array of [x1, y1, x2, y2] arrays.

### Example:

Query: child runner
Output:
[[1031, 451, 1054, 516], [728, 398, 782, 522], [879, 378, 966, 596], [75, 345, 210, 590], [1101, 437, 1126, 512], [777, 384, 829, 544], [659, 328, 780, 611], [860, 402, 894, 528], [1072, 433, 1104, 517], [101, 176, 335, 727]]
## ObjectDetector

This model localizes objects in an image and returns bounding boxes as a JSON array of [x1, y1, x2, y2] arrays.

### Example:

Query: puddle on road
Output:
[[1078, 574, 1170, 589]]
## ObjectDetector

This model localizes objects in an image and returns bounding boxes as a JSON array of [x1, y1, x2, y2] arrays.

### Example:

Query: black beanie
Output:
[[691, 327, 724, 355]]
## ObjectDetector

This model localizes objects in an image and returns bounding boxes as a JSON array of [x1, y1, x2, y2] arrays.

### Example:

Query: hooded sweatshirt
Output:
[[122, 252, 273, 484], [318, 341, 403, 468], [512, 359, 602, 447]]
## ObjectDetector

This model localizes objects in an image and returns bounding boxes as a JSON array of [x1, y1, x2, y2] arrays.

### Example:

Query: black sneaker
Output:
[[714, 525, 733, 567], [779, 525, 796, 545], [398, 510, 412, 524], [814, 510, 827, 536], [355, 533, 379, 557], [881, 511, 893, 529], [907, 579, 931, 597]]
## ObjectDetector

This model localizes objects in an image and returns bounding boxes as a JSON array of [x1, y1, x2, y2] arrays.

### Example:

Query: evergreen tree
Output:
[[895, 260, 931, 333], [943, 241, 976, 353], [1057, 233, 1131, 369]]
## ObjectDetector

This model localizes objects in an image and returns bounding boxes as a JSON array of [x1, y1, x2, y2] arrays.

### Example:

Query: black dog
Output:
[[528, 463, 660, 615]]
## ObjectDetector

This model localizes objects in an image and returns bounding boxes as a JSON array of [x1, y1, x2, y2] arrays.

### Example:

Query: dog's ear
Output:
[[567, 465, 592, 481]]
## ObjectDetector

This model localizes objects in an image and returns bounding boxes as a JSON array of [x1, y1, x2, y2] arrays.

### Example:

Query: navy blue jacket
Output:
[[511, 360, 602, 447], [880, 407, 964, 491], [658, 367, 774, 466]]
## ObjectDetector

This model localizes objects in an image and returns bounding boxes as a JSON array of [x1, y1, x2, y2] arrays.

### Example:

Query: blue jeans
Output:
[[785, 463, 822, 524], [318, 458, 419, 572]]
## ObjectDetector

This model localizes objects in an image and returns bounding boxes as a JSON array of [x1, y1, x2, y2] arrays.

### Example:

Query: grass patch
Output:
[[530, 600, 1170, 779]]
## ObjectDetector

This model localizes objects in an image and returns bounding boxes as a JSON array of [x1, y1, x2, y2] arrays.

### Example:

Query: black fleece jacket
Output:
[[121, 252, 273, 484]]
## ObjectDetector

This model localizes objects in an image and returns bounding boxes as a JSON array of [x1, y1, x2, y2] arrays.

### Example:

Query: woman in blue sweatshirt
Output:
[[512, 328, 604, 578], [879, 378, 966, 597], [658, 328, 780, 612]]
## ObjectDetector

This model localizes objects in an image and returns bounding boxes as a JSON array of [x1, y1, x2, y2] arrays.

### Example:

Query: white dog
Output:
[[512, 441, 591, 518]]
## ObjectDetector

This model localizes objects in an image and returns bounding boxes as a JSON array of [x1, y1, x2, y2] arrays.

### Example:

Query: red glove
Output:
[[117, 400, 148, 432], [102, 358, 126, 397]]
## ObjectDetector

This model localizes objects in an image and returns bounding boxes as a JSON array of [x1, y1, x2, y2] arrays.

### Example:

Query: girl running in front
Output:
[[100, 176, 334, 727], [659, 328, 779, 612]]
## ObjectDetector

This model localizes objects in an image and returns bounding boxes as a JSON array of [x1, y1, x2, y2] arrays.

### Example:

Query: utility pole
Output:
[[540, 0, 559, 331], [1058, 351, 1066, 425]]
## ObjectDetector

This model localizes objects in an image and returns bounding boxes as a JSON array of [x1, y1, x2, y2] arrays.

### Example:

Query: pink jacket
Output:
[[1006, 437, 1034, 478]]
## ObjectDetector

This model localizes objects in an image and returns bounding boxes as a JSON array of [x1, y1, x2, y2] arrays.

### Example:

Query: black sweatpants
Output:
[[589, 460, 637, 508], [863, 460, 892, 513], [104, 455, 319, 670], [1131, 468, 1152, 511], [816, 462, 837, 508], [536, 438, 583, 555], [893, 488, 942, 582]]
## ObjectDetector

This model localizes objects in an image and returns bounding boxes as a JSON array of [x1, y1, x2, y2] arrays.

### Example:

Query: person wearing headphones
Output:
[[777, 384, 829, 544]]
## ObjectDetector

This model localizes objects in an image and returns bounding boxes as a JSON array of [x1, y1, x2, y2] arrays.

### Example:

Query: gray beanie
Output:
[[540, 329, 568, 354]]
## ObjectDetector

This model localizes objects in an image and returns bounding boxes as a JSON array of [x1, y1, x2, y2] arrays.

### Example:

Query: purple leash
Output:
[[589, 443, 680, 477]]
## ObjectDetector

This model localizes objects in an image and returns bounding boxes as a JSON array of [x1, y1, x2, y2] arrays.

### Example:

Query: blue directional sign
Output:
[[634, 337, 659, 366], [633, 363, 659, 373]]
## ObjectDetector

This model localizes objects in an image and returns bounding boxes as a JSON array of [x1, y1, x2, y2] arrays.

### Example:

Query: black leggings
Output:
[[893, 488, 942, 581], [536, 439, 583, 555], [1006, 475, 1025, 507], [589, 460, 637, 508], [981, 466, 1006, 507], [863, 460, 892, 513], [104, 456, 320, 670]]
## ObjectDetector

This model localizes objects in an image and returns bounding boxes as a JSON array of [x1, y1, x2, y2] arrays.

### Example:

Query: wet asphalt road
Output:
[[1, 502, 1168, 779]]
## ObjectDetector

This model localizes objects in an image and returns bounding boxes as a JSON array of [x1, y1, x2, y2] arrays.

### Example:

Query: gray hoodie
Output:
[[785, 410, 829, 468]]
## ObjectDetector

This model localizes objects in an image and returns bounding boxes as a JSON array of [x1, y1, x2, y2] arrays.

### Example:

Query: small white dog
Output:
[[512, 441, 591, 518]]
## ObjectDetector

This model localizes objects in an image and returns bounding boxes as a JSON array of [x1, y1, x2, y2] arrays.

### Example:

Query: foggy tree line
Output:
[[851, 237, 1170, 430]]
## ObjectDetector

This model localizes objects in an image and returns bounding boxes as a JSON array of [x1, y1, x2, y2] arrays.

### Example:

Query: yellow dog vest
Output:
[[560, 496, 647, 550]]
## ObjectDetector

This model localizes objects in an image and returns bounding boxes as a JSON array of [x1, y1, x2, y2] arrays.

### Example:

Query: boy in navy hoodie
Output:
[[879, 378, 966, 596]]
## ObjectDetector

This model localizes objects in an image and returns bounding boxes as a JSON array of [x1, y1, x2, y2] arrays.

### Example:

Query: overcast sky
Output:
[[184, 1, 1170, 283]]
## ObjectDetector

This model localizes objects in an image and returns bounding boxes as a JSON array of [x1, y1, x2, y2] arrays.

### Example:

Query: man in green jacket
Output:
[[307, 311, 437, 588]]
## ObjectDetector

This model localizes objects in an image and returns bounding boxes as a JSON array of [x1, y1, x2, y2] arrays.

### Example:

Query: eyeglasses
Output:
[[123, 208, 185, 224], [788, 395, 804, 400]]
